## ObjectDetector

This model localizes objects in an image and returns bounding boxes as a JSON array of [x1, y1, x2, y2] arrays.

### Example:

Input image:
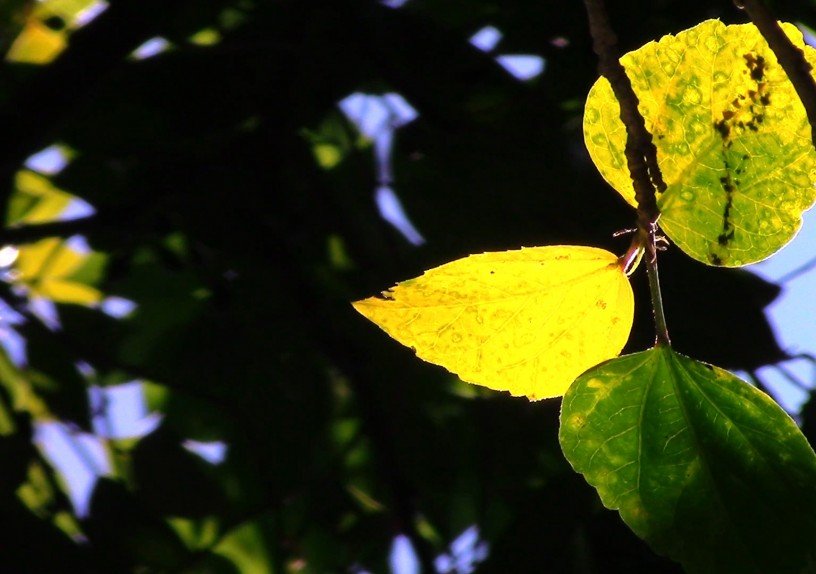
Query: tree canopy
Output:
[[1, 0, 815, 572]]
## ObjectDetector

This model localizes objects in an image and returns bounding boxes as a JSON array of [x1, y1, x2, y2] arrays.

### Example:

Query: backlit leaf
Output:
[[6, 21, 66, 64], [8, 171, 74, 226], [584, 20, 816, 266], [353, 246, 633, 399], [14, 238, 104, 305], [6, 0, 103, 64], [560, 346, 816, 573]]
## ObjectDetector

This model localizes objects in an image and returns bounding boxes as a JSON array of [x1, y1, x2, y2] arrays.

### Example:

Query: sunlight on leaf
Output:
[[17, 459, 85, 541], [584, 20, 816, 266], [14, 238, 104, 305], [560, 346, 816, 573], [211, 517, 274, 574], [6, 0, 106, 64], [353, 246, 633, 399], [167, 516, 221, 552], [0, 345, 50, 421], [6, 21, 66, 64], [8, 171, 75, 225]]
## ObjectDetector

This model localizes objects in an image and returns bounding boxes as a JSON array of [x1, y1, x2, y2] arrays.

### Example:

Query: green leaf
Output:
[[559, 346, 816, 573], [210, 516, 275, 574], [584, 20, 816, 266]]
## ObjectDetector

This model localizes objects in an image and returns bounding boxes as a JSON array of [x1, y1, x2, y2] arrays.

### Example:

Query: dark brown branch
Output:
[[583, 0, 666, 225], [738, 0, 816, 149], [583, 0, 671, 345]]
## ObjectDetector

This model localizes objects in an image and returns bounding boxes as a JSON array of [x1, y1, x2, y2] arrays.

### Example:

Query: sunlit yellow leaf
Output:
[[8, 170, 74, 225], [39, 280, 101, 305], [353, 246, 633, 399], [14, 238, 103, 305], [6, 21, 66, 64], [189, 28, 222, 47], [37, 0, 100, 25], [6, 0, 103, 64], [584, 20, 816, 266]]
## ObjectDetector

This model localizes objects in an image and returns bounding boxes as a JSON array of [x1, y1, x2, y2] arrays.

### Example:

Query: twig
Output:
[[738, 0, 816, 150], [583, 0, 671, 346], [775, 254, 816, 284]]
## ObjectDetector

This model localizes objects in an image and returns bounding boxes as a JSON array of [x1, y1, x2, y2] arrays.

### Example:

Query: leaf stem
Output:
[[583, 0, 671, 346], [643, 227, 671, 346]]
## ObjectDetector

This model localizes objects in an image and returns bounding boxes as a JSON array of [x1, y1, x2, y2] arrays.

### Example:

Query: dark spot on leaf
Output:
[[719, 176, 733, 192], [744, 52, 766, 81], [43, 16, 66, 31], [714, 119, 730, 139], [709, 253, 723, 265], [704, 363, 714, 371], [718, 169, 736, 246], [717, 229, 735, 246], [489, 270, 495, 275]]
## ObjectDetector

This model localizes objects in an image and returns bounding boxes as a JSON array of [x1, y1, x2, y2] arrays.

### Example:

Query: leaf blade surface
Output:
[[560, 346, 816, 572], [584, 20, 816, 266], [353, 245, 633, 399]]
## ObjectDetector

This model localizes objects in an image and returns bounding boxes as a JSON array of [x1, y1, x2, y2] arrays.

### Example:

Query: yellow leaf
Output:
[[10, 170, 75, 225], [39, 280, 101, 305], [6, 21, 67, 64], [6, 0, 106, 64], [353, 246, 634, 399], [14, 238, 102, 305], [15, 238, 63, 279], [15, 237, 84, 278], [584, 20, 816, 266]]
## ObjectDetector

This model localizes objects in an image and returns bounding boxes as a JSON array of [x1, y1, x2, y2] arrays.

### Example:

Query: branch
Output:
[[738, 0, 816, 149], [583, 0, 671, 345], [583, 0, 666, 225]]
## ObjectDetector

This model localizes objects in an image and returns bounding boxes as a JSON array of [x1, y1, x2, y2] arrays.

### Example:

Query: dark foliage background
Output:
[[1, 0, 815, 572]]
